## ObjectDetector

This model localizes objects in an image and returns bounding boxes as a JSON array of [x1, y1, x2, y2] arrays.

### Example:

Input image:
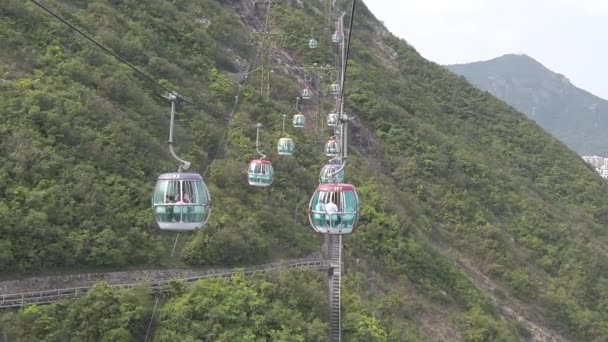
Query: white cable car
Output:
[[152, 92, 212, 231], [277, 137, 295, 155], [327, 112, 339, 127], [152, 173, 211, 231], [277, 114, 295, 155], [308, 183, 360, 234], [309, 37, 318, 49], [332, 31, 342, 44], [247, 159, 274, 187], [325, 138, 339, 157], [302, 87, 313, 100], [330, 82, 340, 96], [247, 123, 274, 187], [319, 162, 345, 184], [293, 113, 305, 128]]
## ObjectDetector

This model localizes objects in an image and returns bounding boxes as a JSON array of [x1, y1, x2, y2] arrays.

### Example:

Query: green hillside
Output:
[[2, 0, 608, 340]]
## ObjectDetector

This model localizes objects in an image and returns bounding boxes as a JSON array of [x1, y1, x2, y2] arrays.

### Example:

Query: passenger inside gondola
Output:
[[325, 197, 340, 227]]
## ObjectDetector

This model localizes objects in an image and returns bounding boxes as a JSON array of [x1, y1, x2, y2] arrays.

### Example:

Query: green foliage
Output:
[[0, 0, 322, 274], [0, 283, 152, 341], [0, 271, 330, 341], [154, 270, 329, 341], [459, 306, 519, 342]]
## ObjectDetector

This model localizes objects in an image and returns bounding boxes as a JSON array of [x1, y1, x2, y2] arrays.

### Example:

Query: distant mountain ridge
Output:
[[448, 54, 608, 155]]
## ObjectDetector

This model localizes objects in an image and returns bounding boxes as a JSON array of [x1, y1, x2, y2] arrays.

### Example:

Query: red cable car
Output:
[[308, 183, 360, 234]]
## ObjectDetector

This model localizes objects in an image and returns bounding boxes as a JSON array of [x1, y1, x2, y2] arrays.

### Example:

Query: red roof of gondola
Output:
[[249, 159, 272, 165]]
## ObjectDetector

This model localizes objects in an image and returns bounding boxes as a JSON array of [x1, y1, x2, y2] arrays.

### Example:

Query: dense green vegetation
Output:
[[2, 0, 608, 340], [1, 269, 440, 341], [0, 270, 332, 341]]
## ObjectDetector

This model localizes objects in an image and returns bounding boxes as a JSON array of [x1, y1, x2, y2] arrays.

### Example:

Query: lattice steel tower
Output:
[[249, 0, 284, 100]]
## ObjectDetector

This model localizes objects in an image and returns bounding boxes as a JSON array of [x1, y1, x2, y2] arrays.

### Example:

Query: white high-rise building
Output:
[[583, 155, 605, 169], [582, 155, 608, 179]]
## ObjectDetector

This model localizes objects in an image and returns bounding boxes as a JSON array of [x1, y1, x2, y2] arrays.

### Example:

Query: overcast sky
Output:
[[364, 0, 608, 99]]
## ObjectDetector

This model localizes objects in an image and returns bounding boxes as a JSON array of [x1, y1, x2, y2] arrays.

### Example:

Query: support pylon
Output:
[[248, 0, 284, 100]]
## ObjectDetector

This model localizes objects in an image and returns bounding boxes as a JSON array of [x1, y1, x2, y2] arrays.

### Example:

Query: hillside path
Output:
[[0, 254, 325, 294]]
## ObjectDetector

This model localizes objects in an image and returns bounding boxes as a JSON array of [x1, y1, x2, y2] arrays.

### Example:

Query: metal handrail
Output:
[[0, 260, 330, 308]]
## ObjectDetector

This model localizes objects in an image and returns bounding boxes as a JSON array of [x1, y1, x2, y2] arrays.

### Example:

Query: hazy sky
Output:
[[365, 0, 608, 99]]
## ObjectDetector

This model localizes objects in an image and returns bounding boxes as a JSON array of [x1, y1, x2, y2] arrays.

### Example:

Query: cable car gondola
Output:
[[327, 112, 339, 127], [152, 92, 211, 231], [277, 137, 295, 155], [309, 37, 318, 49], [308, 183, 360, 234], [325, 138, 339, 157], [302, 87, 313, 100], [292, 97, 305, 128], [330, 82, 340, 96], [332, 31, 342, 44], [293, 113, 305, 128], [247, 159, 274, 187], [319, 162, 345, 183], [248, 123, 274, 187], [308, 27, 319, 49], [278, 114, 296, 155], [153, 173, 211, 231]]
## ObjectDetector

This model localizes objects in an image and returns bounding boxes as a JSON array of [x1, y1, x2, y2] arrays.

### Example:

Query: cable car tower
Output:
[[249, 0, 284, 100]]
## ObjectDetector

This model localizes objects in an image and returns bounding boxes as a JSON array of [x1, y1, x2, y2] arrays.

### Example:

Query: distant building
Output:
[[583, 155, 604, 169], [582, 155, 608, 179]]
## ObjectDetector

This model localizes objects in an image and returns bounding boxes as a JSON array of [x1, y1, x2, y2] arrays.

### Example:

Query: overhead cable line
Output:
[[340, 0, 357, 102], [28, 0, 274, 129], [202, 90, 241, 179]]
